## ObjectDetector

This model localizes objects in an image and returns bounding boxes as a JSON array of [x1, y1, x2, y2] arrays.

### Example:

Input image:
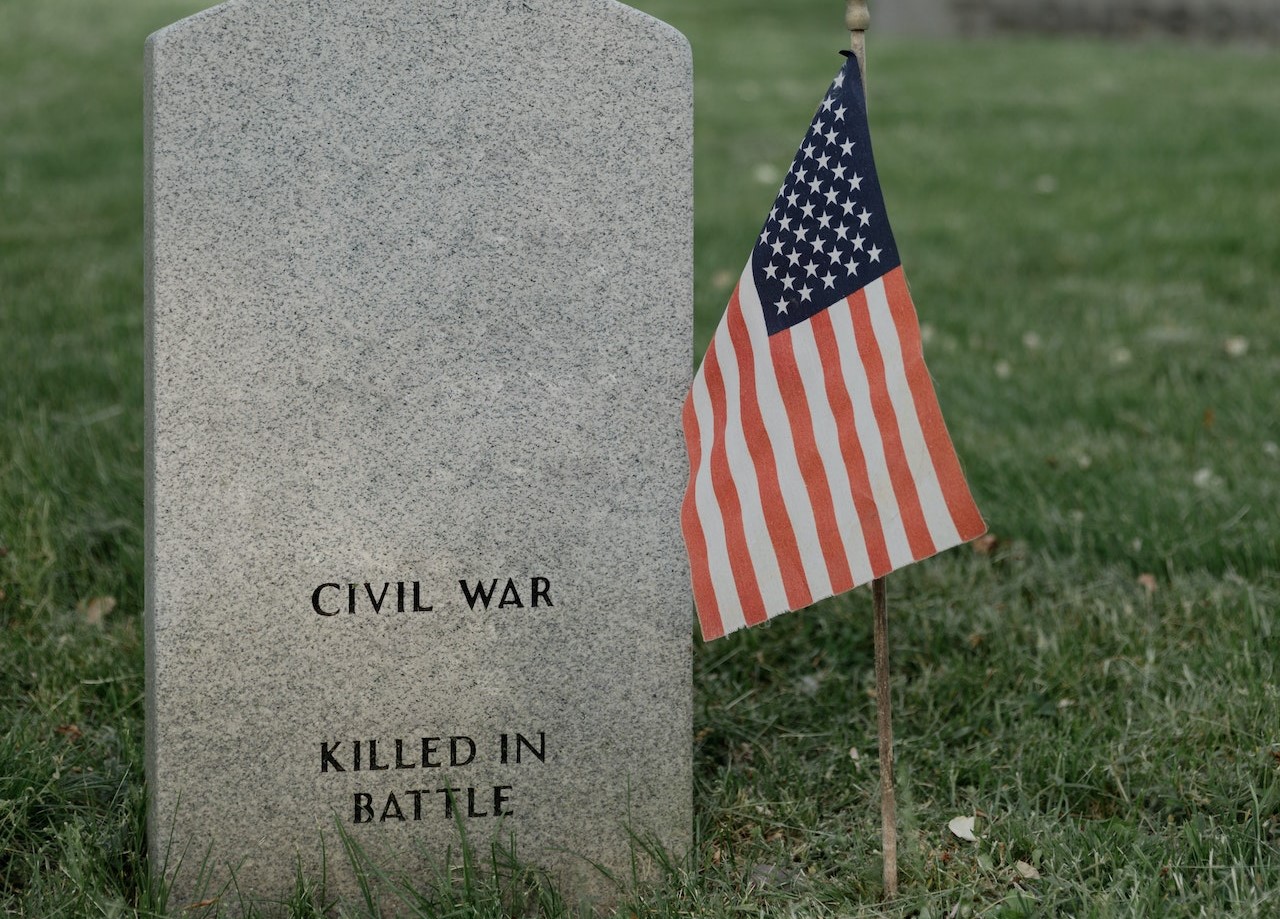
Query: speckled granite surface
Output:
[[145, 1, 692, 909]]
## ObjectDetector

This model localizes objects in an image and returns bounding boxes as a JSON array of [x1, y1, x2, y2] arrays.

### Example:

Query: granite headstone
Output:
[[145, 0, 692, 909]]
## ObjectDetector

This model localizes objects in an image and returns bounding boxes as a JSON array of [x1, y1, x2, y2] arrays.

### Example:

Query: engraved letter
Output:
[[460, 579, 498, 610], [380, 791, 406, 822], [320, 741, 345, 773], [531, 577, 552, 607], [451, 736, 476, 766], [353, 793, 374, 824], [516, 732, 546, 764], [312, 583, 341, 616], [493, 785, 513, 816]]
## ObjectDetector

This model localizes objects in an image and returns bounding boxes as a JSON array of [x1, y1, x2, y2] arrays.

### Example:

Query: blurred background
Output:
[[877, 0, 1280, 42]]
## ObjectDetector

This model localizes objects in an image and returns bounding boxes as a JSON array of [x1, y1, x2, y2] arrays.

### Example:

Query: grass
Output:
[[2, 0, 1279, 915]]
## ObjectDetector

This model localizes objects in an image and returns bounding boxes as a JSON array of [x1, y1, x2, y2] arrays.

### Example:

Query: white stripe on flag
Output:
[[788, 320, 875, 587], [738, 268, 833, 603], [689, 368, 747, 635], [865, 278, 962, 550], [827, 294, 914, 569], [712, 307, 789, 615]]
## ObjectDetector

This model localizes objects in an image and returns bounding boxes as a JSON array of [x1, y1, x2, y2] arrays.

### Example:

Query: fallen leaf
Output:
[[184, 899, 219, 911], [948, 815, 979, 842], [711, 269, 735, 290], [55, 724, 83, 741], [1193, 467, 1219, 489], [994, 359, 1012, 379], [848, 746, 860, 762], [0, 587, 6, 602], [1022, 331, 1042, 351], [752, 163, 780, 186], [971, 533, 1001, 556], [80, 596, 117, 626], [1202, 408, 1216, 430], [1137, 573, 1158, 595], [1224, 336, 1249, 358], [748, 863, 796, 888], [1015, 860, 1041, 879]]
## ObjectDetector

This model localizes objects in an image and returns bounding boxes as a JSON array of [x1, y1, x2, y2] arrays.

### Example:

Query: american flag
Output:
[[682, 54, 985, 640]]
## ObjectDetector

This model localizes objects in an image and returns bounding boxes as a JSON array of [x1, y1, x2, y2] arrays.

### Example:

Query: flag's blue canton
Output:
[[753, 55, 901, 337]]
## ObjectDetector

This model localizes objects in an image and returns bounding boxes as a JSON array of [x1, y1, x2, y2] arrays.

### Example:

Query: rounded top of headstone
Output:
[[146, 0, 690, 58]]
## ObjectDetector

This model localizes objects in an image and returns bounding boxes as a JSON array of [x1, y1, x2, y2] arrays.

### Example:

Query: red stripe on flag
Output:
[[809, 306, 893, 579], [847, 286, 937, 560], [703, 346, 769, 626], [881, 268, 986, 540], [680, 392, 724, 640], [768, 329, 854, 595], [725, 289, 812, 611]]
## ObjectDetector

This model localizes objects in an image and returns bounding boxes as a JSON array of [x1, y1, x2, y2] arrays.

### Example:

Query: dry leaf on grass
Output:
[[1015, 860, 1041, 879], [1224, 336, 1249, 358], [948, 815, 979, 842], [80, 595, 117, 626], [748, 863, 797, 888], [1193, 467, 1221, 489], [971, 533, 1001, 556], [1137, 573, 1158, 595], [55, 724, 83, 741]]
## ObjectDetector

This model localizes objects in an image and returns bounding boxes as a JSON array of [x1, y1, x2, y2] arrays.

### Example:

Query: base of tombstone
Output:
[[157, 807, 687, 913]]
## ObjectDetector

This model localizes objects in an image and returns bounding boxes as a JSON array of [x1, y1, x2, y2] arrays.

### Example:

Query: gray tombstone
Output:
[[144, 0, 692, 910]]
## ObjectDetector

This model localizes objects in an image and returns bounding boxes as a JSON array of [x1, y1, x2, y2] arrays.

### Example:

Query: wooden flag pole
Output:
[[845, 0, 899, 899], [872, 576, 897, 898]]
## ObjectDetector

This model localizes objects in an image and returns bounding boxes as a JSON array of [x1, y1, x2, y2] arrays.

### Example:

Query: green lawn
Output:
[[3, 0, 1279, 915]]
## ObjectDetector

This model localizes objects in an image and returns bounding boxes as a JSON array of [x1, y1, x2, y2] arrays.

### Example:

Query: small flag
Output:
[[682, 53, 985, 640]]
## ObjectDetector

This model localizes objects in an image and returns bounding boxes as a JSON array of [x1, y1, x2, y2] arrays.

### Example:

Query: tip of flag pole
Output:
[[845, 0, 868, 83], [845, 0, 870, 33]]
